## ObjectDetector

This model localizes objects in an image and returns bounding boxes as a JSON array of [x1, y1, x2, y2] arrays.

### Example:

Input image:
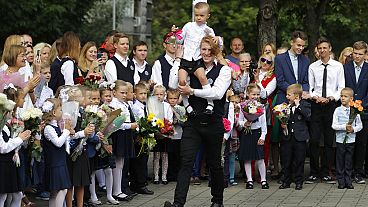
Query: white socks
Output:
[[153, 152, 169, 182], [244, 159, 267, 182], [0, 194, 6, 207], [161, 152, 168, 181], [96, 169, 105, 188], [89, 171, 98, 202], [112, 157, 124, 196], [104, 168, 115, 201], [49, 189, 67, 207], [154, 152, 160, 181], [244, 161, 253, 182]]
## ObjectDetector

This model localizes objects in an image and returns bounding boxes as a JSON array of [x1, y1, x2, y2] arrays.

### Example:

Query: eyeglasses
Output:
[[260, 57, 272, 64]]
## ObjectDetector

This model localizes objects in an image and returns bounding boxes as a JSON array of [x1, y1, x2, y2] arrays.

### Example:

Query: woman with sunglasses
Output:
[[254, 53, 277, 177]]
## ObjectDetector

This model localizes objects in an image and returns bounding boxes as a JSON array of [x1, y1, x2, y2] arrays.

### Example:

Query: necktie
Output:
[[143, 103, 147, 117], [322, 64, 328, 98]]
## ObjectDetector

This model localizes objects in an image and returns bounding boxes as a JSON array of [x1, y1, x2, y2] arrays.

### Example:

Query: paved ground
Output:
[[32, 179, 368, 207]]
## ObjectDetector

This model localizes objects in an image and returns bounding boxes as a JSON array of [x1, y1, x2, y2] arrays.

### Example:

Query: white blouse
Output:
[[0, 125, 23, 154], [43, 120, 71, 148]]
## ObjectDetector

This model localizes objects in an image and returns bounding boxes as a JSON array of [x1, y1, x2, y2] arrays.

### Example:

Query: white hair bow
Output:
[[4, 83, 17, 91], [42, 101, 54, 113], [59, 88, 70, 103]]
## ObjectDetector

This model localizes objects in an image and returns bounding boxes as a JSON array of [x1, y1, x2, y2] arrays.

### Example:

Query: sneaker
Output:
[[355, 175, 366, 184], [35, 191, 50, 201], [322, 176, 336, 184], [305, 176, 318, 184]]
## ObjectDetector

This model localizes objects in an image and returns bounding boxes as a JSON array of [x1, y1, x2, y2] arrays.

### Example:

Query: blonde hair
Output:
[[78, 41, 99, 73], [41, 98, 62, 124], [262, 43, 277, 56], [287, 84, 303, 97], [258, 53, 275, 78], [67, 86, 83, 102], [113, 80, 131, 91], [341, 87, 354, 97], [194, 2, 210, 13], [153, 85, 166, 94], [49, 37, 62, 63], [3, 45, 25, 67], [338, 47, 353, 64], [246, 83, 261, 94], [134, 82, 149, 93], [1, 34, 22, 66], [33, 42, 51, 60]]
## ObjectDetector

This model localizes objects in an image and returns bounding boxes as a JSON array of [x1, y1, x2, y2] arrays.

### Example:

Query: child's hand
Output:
[[346, 124, 354, 133], [131, 123, 138, 130], [69, 129, 75, 136], [19, 130, 31, 141], [97, 132, 104, 141], [64, 119, 73, 131], [103, 145, 113, 154], [257, 139, 265, 145], [244, 121, 252, 127], [175, 45, 184, 59], [281, 124, 287, 129], [84, 124, 95, 137]]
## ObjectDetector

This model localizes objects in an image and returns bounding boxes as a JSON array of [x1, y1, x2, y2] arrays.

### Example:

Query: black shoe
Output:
[[261, 181, 269, 189], [305, 175, 318, 184], [133, 187, 154, 195], [279, 183, 290, 189], [338, 184, 345, 189], [246, 181, 253, 189], [162, 181, 169, 185], [203, 109, 213, 115], [223, 180, 228, 188], [295, 184, 303, 190], [321, 176, 336, 184], [346, 184, 354, 189], [112, 193, 132, 201], [124, 189, 138, 197], [354, 175, 366, 184], [153, 181, 160, 184], [210, 203, 224, 207], [164, 201, 182, 207]]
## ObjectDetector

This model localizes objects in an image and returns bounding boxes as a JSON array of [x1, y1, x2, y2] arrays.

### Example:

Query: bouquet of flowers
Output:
[[160, 118, 175, 138], [172, 105, 187, 125], [20, 108, 43, 162], [136, 113, 164, 156], [240, 99, 264, 134], [70, 105, 107, 161], [0, 93, 16, 130], [344, 100, 364, 144], [273, 103, 291, 135], [96, 105, 126, 158], [84, 74, 102, 89]]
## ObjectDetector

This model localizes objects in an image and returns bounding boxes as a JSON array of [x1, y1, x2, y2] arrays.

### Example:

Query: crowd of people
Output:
[[1, 2, 368, 207]]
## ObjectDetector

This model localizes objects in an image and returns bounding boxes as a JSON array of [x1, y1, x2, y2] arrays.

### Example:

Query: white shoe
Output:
[[89, 199, 102, 205], [107, 199, 120, 205]]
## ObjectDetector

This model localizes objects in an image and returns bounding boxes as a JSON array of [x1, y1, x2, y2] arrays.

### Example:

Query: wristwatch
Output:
[[190, 88, 194, 96]]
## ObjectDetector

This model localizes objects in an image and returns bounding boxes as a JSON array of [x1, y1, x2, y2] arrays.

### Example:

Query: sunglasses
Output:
[[261, 57, 272, 64]]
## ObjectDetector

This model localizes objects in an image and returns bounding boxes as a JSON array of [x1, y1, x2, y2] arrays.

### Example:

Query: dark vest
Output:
[[42, 125, 67, 167], [49, 58, 63, 94], [188, 62, 226, 116], [0, 130, 14, 162], [110, 56, 135, 85], [157, 54, 172, 89], [136, 63, 152, 82]]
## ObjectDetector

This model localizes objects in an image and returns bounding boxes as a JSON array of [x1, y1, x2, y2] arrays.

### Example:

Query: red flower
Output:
[[74, 77, 84, 85], [257, 108, 263, 113], [96, 75, 101, 81], [90, 74, 95, 79]]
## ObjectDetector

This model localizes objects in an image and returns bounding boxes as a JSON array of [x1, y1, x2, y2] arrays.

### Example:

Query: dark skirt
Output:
[[96, 154, 116, 170], [238, 128, 265, 161], [44, 164, 72, 191], [152, 134, 173, 152], [0, 161, 22, 193], [111, 129, 135, 158], [67, 151, 91, 186]]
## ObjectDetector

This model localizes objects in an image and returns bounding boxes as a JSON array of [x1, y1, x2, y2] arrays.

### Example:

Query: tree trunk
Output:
[[305, 0, 330, 61], [257, 0, 277, 57]]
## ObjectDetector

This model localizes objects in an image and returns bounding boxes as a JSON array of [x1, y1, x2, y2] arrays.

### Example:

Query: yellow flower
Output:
[[156, 119, 164, 128], [147, 113, 155, 122]]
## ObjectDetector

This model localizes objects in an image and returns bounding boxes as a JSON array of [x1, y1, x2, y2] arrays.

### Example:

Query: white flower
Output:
[[30, 108, 43, 118], [152, 121, 157, 127], [86, 105, 99, 113], [0, 93, 7, 105], [21, 110, 31, 120], [249, 108, 257, 114], [4, 100, 16, 111]]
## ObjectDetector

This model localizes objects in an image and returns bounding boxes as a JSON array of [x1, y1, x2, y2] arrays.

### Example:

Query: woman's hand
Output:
[[24, 74, 41, 93]]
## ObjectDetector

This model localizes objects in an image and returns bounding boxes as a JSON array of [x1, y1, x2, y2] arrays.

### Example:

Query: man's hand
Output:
[[175, 45, 184, 59], [302, 91, 311, 100], [178, 84, 192, 96]]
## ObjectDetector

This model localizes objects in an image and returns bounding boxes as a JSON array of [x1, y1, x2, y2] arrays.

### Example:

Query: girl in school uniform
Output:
[[238, 83, 269, 189], [41, 98, 74, 207]]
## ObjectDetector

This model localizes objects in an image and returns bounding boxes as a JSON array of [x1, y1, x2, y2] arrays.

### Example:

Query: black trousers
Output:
[[336, 143, 354, 186], [309, 101, 337, 177], [129, 143, 148, 189], [354, 119, 368, 176], [223, 139, 230, 182], [168, 139, 181, 181], [280, 134, 306, 185], [174, 116, 224, 205]]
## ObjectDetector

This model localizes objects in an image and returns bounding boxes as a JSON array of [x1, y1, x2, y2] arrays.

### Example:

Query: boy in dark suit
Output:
[[279, 84, 311, 190]]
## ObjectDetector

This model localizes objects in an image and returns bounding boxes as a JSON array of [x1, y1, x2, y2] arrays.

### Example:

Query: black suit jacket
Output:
[[283, 100, 311, 141]]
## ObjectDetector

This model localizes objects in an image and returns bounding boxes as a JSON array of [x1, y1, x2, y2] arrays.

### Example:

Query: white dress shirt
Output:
[[237, 109, 267, 140], [309, 58, 345, 101], [151, 53, 175, 86], [35, 85, 54, 108], [353, 61, 364, 83], [132, 58, 148, 85], [105, 53, 129, 83], [182, 22, 222, 61], [109, 97, 132, 130], [0, 125, 23, 154], [163, 102, 174, 123], [44, 120, 71, 148], [132, 100, 147, 120], [257, 71, 277, 99], [169, 61, 231, 101], [224, 101, 234, 140], [60, 59, 75, 86]]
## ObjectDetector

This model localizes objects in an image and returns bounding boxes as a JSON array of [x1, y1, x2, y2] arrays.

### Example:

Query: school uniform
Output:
[[280, 100, 311, 187], [105, 53, 135, 85], [42, 121, 72, 191], [0, 126, 23, 193], [151, 53, 175, 89], [132, 59, 152, 84], [152, 102, 174, 152], [332, 106, 363, 187]]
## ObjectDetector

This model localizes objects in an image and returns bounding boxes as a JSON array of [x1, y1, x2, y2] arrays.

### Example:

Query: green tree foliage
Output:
[[0, 0, 98, 49]]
